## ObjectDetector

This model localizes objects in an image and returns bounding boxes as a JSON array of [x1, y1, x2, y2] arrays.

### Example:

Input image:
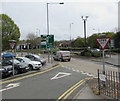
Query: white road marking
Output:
[[51, 72, 72, 80], [0, 83, 20, 92]]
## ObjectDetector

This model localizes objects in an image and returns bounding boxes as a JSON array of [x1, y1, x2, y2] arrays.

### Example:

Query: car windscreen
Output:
[[10, 59, 20, 64], [61, 52, 70, 56], [33, 55, 40, 59], [21, 57, 31, 62]]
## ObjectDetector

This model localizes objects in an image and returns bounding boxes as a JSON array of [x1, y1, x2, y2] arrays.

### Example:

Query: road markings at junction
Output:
[[0, 83, 20, 92], [51, 72, 71, 80], [0, 65, 61, 84], [62, 66, 97, 78]]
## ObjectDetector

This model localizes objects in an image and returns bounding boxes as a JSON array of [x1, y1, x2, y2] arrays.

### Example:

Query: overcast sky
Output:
[[1, 0, 119, 41]]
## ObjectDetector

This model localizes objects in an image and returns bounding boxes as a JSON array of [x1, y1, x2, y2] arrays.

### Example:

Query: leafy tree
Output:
[[1, 14, 20, 50], [87, 34, 99, 48], [71, 37, 84, 47]]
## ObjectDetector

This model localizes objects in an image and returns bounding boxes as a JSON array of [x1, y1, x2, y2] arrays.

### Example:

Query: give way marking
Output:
[[0, 83, 20, 92], [51, 72, 71, 80]]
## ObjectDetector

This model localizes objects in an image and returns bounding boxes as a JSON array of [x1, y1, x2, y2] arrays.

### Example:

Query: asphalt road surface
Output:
[[1, 65, 89, 99]]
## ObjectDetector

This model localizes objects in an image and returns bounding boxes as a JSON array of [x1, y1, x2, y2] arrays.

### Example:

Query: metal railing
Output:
[[98, 69, 120, 99]]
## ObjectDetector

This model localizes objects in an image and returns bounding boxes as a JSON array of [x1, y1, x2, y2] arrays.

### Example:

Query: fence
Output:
[[98, 69, 120, 99]]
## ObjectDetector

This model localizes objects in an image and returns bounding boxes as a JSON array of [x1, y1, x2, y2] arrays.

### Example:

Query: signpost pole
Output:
[[102, 50, 105, 74], [9, 40, 16, 76]]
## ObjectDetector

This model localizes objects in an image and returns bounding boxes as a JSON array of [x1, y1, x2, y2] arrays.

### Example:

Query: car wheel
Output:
[[14, 69, 18, 75], [68, 59, 71, 61], [28, 65, 33, 71], [60, 59, 63, 62]]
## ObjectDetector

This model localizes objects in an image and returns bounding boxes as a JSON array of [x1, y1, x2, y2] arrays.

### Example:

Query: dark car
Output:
[[25, 54, 46, 66], [2, 59, 29, 75], [0, 66, 13, 78], [0, 62, 13, 78]]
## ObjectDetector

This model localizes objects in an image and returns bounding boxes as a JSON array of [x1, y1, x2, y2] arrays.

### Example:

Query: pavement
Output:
[[74, 84, 102, 99]]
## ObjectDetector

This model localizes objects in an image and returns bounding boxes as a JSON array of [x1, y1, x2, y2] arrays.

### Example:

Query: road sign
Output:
[[41, 35, 54, 48], [47, 35, 54, 48], [9, 40, 16, 50], [96, 37, 111, 50], [99, 74, 106, 81], [40, 35, 47, 48]]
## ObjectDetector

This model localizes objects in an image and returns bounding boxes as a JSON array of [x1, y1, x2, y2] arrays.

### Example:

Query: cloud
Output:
[[2, 1, 118, 40]]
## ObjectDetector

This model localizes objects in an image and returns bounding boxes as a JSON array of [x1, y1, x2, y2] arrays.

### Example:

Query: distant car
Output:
[[16, 57, 42, 70], [53, 51, 71, 62], [2, 59, 29, 75], [25, 54, 46, 66], [91, 49, 101, 52]]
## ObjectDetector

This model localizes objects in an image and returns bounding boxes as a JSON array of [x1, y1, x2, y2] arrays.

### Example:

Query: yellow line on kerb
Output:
[[57, 77, 92, 101], [57, 79, 84, 101], [0, 65, 61, 84], [62, 81, 85, 101]]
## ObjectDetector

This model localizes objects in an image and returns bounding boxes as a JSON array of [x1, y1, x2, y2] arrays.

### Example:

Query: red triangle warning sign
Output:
[[96, 37, 111, 50]]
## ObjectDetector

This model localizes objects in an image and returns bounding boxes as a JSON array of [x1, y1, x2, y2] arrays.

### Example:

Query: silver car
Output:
[[16, 57, 42, 70]]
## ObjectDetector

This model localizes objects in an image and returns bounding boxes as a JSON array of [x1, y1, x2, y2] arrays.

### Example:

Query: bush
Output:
[[91, 51, 102, 57], [80, 51, 92, 57], [80, 50, 102, 57]]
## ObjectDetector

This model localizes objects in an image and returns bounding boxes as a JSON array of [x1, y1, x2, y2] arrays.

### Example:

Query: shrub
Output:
[[91, 51, 102, 57]]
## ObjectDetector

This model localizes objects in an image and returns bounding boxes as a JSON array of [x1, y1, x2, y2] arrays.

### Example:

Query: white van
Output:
[[53, 51, 71, 62]]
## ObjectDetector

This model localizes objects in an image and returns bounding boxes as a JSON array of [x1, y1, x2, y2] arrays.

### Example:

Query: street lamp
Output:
[[36, 28, 41, 54], [70, 23, 74, 52], [81, 16, 88, 52], [47, 2, 64, 36], [46, 2, 64, 63]]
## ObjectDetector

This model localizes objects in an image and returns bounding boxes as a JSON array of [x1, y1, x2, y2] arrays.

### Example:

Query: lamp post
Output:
[[36, 28, 41, 55], [70, 23, 74, 52], [47, 2, 64, 63], [81, 16, 88, 52]]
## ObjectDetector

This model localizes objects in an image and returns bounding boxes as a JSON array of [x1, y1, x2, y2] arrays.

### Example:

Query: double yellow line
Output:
[[57, 79, 85, 101], [57, 77, 92, 101], [0, 65, 61, 84]]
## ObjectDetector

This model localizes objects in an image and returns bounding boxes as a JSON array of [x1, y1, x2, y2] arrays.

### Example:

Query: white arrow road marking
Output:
[[51, 72, 71, 80], [0, 83, 20, 92]]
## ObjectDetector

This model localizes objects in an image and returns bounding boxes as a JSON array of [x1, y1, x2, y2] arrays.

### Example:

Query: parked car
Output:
[[0, 62, 13, 78], [2, 59, 29, 75], [16, 57, 42, 70], [53, 51, 71, 62], [25, 54, 46, 66]]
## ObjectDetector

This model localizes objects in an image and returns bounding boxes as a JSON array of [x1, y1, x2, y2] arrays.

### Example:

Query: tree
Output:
[[27, 33, 40, 49], [1, 14, 20, 50], [114, 31, 120, 48], [87, 34, 99, 48], [71, 37, 84, 47]]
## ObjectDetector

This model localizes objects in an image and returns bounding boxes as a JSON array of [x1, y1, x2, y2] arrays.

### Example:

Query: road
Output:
[[2, 65, 89, 99]]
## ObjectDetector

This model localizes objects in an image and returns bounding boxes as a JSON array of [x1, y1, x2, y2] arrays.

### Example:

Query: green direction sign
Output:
[[40, 35, 47, 48], [47, 35, 54, 48], [40, 35, 54, 48]]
